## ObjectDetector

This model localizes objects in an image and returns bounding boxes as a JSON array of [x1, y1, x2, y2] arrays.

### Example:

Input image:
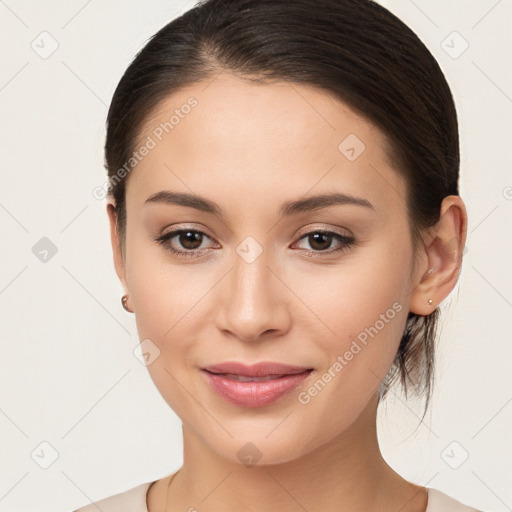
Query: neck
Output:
[[164, 393, 427, 512]]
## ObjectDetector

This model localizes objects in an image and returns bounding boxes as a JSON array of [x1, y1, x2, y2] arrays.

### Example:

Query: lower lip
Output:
[[202, 370, 313, 408]]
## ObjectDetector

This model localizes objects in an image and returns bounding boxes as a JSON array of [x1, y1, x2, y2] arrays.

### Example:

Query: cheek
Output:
[[124, 223, 198, 336], [308, 232, 411, 337], [124, 231, 213, 408], [304, 232, 412, 395], [294, 293, 408, 444]]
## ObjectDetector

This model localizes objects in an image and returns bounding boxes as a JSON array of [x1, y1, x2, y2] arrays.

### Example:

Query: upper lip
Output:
[[202, 361, 313, 377]]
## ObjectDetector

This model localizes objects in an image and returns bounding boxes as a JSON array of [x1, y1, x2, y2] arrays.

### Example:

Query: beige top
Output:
[[73, 480, 484, 512]]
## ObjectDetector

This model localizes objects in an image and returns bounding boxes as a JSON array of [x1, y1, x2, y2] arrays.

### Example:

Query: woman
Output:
[[75, 0, 483, 510]]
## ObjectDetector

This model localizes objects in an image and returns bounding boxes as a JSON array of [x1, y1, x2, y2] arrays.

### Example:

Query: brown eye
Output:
[[155, 228, 216, 257], [177, 230, 204, 250], [308, 232, 334, 251], [293, 229, 356, 257]]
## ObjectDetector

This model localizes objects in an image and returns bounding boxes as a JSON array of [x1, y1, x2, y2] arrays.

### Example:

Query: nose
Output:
[[215, 246, 292, 342]]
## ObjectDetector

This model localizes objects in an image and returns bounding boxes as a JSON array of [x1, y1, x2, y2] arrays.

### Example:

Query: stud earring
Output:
[[428, 298, 433, 305], [121, 294, 133, 313]]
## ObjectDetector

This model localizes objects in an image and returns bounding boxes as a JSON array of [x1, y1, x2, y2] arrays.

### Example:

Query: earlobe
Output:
[[106, 196, 128, 291], [408, 195, 468, 316]]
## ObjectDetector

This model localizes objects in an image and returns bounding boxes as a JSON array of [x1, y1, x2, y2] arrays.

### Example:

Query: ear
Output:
[[106, 195, 128, 292], [409, 195, 468, 316]]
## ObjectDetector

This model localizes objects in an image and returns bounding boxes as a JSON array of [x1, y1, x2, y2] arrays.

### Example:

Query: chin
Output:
[[205, 430, 317, 468], [187, 407, 356, 469]]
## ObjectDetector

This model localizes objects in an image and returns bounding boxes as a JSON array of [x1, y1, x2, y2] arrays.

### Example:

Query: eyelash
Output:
[[155, 227, 356, 259]]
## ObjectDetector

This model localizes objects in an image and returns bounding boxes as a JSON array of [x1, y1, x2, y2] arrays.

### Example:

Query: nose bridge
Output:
[[217, 235, 289, 340], [232, 236, 276, 314]]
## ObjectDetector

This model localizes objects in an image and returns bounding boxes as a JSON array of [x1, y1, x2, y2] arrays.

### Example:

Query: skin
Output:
[[106, 71, 467, 512]]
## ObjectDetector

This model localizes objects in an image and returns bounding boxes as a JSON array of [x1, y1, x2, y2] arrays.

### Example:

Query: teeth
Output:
[[220, 373, 284, 382]]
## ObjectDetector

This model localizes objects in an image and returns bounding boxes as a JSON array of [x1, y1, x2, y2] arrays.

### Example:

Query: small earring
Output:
[[121, 294, 133, 313], [428, 298, 433, 305]]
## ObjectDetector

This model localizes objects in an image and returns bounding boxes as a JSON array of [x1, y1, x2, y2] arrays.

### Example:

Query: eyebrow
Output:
[[144, 190, 375, 217]]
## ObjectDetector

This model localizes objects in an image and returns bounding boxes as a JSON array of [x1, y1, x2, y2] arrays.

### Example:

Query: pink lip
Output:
[[201, 361, 313, 407]]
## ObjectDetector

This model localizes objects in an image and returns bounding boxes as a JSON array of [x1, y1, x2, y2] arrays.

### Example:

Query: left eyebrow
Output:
[[144, 190, 375, 218], [278, 192, 375, 216]]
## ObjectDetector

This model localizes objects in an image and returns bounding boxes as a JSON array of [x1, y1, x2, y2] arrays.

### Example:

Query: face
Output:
[[111, 72, 426, 465]]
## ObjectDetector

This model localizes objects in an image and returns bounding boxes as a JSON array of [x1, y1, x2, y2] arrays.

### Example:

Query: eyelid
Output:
[[290, 229, 355, 257], [293, 223, 353, 240], [159, 223, 216, 241], [158, 226, 218, 247]]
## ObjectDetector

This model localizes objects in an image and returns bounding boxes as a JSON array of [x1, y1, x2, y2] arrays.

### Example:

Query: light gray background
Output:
[[0, 1, 510, 511]]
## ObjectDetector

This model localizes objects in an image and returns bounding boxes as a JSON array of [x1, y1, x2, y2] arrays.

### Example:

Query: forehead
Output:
[[128, 71, 407, 216]]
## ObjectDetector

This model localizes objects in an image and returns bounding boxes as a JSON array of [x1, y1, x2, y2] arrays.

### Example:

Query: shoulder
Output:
[[72, 480, 155, 512], [426, 487, 485, 512]]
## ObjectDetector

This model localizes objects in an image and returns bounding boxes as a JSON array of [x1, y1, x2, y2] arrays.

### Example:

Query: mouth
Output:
[[205, 372, 304, 382], [201, 362, 314, 407], [202, 361, 312, 377]]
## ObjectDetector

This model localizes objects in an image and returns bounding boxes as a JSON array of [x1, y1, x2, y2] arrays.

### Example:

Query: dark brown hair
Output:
[[104, 0, 461, 416]]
